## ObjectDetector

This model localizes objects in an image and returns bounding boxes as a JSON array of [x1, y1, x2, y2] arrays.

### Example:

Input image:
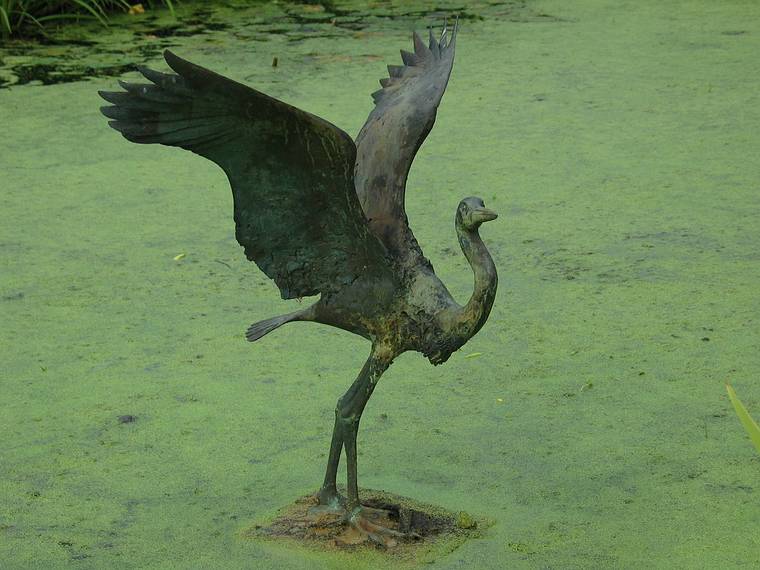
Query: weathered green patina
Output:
[[98, 21, 498, 545]]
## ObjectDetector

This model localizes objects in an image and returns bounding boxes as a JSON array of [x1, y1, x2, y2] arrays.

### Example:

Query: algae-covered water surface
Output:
[[2, 0, 760, 568]]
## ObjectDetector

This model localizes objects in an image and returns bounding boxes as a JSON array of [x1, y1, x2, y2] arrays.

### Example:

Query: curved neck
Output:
[[456, 224, 498, 336]]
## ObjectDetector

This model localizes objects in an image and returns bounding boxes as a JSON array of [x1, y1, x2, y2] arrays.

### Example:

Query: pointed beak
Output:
[[471, 207, 498, 223]]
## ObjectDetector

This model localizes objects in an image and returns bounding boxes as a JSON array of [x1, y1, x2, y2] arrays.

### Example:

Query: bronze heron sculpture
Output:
[[99, 21, 497, 544]]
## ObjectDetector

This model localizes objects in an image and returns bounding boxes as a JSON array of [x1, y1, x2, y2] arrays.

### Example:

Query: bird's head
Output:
[[456, 197, 498, 231]]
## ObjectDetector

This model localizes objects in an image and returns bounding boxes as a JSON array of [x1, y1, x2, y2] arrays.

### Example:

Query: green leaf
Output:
[[726, 382, 760, 454]]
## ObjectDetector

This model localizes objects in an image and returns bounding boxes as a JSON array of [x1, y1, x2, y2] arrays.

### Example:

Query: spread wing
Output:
[[355, 20, 458, 261], [99, 50, 391, 300]]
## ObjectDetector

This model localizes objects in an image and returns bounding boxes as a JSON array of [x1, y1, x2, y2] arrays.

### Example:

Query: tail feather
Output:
[[245, 312, 299, 342]]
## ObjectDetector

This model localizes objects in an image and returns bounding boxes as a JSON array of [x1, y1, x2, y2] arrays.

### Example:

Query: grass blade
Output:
[[726, 382, 760, 454], [0, 7, 11, 38], [36, 13, 97, 23], [68, 0, 108, 26], [22, 12, 49, 36]]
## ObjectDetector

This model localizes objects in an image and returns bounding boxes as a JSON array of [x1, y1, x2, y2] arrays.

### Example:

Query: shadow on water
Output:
[[0, 0, 557, 89]]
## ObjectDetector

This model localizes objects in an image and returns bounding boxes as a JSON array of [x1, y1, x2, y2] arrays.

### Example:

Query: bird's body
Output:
[[305, 230, 496, 365], [99, 20, 498, 545], [315, 264, 456, 359]]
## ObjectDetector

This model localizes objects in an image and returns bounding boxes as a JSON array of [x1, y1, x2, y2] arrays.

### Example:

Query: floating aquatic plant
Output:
[[725, 382, 760, 455]]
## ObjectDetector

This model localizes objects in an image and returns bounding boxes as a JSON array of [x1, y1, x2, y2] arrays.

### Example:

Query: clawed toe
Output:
[[345, 507, 421, 548], [307, 492, 421, 548]]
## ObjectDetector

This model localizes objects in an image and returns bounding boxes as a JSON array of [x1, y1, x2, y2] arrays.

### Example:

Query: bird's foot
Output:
[[309, 487, 346, 515], [339, 505, 421, 548], [305, 490, 419, 548], [304, 488, 347, 530]]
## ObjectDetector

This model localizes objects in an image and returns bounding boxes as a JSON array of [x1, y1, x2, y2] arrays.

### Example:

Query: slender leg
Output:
[[337, 350, 416, 545], [316, 352, 380, 505], [312, 345, 416, 546], [338, 354, 388, 510], [316, 412, 346, 508]]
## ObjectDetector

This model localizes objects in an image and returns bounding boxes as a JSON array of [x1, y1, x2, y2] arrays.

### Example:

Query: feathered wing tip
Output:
[[371, 17, 459, 104], [429, 15, 459, 54], [98, 54, 236, 148]]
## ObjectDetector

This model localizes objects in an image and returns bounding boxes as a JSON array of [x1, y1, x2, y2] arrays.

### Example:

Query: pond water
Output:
[[1, 0, 759, 568]]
